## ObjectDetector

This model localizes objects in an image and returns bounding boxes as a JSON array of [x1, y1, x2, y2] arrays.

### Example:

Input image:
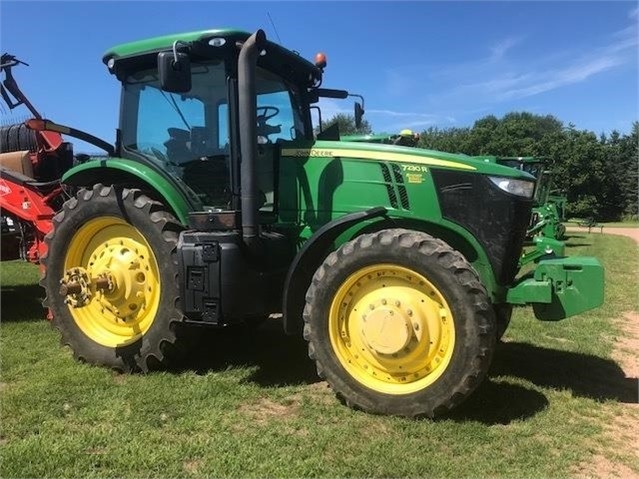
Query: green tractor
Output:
[[496, 156, 566, 241], [41, 29, 604, 418]]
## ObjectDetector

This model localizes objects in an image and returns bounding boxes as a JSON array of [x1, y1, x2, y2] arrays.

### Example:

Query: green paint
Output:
[[103, 29, 248, 60], [507, 256, 604, 320], [93, 30, 603, 322], [519, 236, 566, 267], [278, 144, 503, 298], [62, 158, 192, 224]]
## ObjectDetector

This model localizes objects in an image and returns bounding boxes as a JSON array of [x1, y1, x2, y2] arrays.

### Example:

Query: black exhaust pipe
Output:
[[238, 30, 266, 248]]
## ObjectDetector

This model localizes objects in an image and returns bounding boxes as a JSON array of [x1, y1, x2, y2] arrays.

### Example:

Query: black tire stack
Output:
[[0, 123, 37, 154]]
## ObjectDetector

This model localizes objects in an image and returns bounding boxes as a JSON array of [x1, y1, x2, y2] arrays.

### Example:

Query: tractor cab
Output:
[[104, 29, 320, 215]]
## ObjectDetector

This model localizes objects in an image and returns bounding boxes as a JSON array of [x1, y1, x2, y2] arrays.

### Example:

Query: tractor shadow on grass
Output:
[[490, 341, 638, 404], [170, 323, 637, 425], [173, 318, 319, 387], [449, 340, 637, 424], [0, 284, 46, 323], [446, 379, 549, 425], [562, 234, 594, 248]]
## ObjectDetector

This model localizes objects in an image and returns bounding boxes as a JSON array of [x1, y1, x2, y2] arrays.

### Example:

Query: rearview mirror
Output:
[[158, 51, 191, 93]]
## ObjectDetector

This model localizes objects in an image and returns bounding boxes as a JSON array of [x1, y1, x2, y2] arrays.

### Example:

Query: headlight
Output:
[[489, 176, 535, 199]]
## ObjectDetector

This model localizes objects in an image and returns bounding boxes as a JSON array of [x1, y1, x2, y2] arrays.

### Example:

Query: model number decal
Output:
[[401, 165, 428, 173]]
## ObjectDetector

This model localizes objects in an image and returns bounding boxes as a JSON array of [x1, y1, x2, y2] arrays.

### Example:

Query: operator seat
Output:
[[163, 127, 192, 163]]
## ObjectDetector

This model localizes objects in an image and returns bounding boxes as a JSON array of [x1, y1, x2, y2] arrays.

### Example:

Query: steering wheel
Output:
[[257, 106, 280, 122]]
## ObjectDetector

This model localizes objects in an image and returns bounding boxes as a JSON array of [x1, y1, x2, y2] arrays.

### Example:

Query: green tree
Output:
[[416, 112, 635, 221], [317, 113, 372, 136], [612, 123, 638, 219]]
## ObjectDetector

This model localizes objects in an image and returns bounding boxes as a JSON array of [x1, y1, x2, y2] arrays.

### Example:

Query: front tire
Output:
[[303, 229, 496, 417], [41, 184, 184, 372]]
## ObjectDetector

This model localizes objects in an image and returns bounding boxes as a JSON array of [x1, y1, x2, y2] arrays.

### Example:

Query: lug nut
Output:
[[59, 282, 82, 296], [95, 277, 112, 292]]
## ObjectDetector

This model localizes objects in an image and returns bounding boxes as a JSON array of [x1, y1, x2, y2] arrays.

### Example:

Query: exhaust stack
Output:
[[237, 30, 266, 248]]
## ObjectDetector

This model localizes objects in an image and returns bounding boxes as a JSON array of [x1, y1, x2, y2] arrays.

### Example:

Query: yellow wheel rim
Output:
[[63, 217, 161, 348], [329, 264, 455, 395]]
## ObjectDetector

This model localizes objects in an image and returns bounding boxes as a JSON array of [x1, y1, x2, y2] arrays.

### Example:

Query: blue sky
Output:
[[1, 1, 637, 151]]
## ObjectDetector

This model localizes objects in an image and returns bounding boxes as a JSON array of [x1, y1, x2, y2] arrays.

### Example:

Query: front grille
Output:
[[432, 170, 533, 285]]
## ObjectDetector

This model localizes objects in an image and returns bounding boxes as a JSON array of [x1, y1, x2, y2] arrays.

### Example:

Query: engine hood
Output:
[[282, 140, 536, 179]]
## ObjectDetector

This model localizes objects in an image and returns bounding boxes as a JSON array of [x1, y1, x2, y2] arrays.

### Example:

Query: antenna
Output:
[[267, 12, 282, 44]]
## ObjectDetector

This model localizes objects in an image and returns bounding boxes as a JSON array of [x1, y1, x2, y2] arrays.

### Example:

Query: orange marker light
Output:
[[315, 52, 327, 69]]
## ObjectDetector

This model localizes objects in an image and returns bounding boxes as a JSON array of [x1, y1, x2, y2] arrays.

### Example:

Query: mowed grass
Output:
[[1, 234, 637, 478]]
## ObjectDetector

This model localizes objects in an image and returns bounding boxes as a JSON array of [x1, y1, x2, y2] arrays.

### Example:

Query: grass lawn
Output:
[[1, 234, 637, 478]]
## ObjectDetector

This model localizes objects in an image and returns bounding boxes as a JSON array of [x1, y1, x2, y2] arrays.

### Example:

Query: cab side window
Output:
[[256, 68, 306, 144]]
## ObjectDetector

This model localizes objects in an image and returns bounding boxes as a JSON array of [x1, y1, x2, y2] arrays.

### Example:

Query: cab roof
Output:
[[102, 28, 320, 85], [102, 27, 316, 72]]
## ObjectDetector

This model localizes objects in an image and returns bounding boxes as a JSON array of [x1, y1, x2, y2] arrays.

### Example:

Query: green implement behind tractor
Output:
[[496, 156, 567, 241], [41, 29, 604, 418]]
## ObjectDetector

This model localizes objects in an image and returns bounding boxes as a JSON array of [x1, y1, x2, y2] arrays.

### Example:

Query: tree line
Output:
[[323, 112, 638, 221], [416, 112, 638, 221]]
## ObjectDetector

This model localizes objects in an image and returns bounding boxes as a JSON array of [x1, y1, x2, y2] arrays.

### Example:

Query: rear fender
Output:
[[62, 158, 192, 224]]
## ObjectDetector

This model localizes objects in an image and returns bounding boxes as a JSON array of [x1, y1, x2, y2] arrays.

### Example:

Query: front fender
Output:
[[62, 158, 193, 224], [282, 206, 388, 334]]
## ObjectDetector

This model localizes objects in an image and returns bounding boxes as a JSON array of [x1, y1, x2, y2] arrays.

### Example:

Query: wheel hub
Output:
[[62, 216, 161, 347], [361, 301, 412, 355], [329, 264, 455, 395]]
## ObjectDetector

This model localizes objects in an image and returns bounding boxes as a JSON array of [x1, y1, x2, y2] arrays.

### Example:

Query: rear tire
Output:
[[41, 184, 184, 372], [303, 229, 496, 417]]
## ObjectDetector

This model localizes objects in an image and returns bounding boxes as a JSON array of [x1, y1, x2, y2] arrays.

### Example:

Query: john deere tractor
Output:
[[40, 29, 604, 418]]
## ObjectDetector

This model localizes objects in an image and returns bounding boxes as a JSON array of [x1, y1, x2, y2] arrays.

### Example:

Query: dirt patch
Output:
[[574, 452, 639, 479], [574, 311, 639, 477], [183, 459, 202, 475], [297, 381, 335, 405], [111, 372, 128, 385], [237, 397, 300, 425], [85, 447, 107, 455], [613, 312, 639, 380]]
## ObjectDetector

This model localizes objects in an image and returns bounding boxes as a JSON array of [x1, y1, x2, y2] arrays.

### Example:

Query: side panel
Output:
[[62, 158, 193, 224], [277, 146, 504, 308]]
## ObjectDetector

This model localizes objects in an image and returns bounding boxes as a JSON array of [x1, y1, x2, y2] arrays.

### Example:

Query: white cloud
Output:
[[498, 56, 623, 100], [367, 109, 440, 119], [428, 19, 637, 107], [489, 36, 523, 61]]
